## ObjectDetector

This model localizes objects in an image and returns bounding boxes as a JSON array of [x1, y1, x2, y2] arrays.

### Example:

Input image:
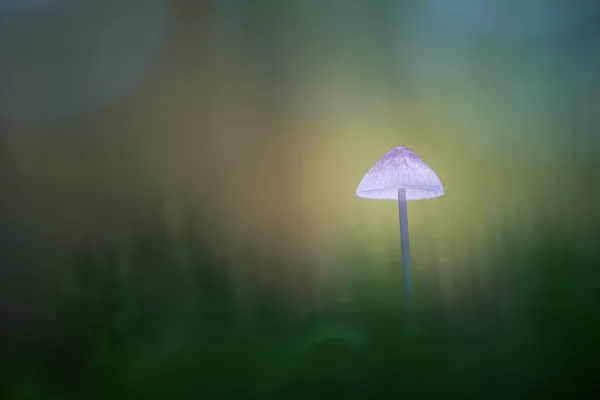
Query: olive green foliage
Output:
[[2, 219, 599, 399]]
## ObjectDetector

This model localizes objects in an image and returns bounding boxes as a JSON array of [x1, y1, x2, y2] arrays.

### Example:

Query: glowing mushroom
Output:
[[356, 147, 444, 309]]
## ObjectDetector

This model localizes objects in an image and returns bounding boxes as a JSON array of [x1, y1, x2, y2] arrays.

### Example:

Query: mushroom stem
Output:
[[397, 188, 412, 311]]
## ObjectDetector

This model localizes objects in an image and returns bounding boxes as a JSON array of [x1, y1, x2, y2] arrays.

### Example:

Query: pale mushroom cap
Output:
[[356, 147, 444, 200]]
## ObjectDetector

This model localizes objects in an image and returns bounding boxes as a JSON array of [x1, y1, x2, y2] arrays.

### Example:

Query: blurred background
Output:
[[1, 0, 599, 398]]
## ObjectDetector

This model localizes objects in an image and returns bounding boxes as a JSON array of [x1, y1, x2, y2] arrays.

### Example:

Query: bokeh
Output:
[[1, 1, 599, 398]]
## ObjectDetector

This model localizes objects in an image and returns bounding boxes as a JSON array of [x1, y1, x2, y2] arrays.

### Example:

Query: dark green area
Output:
[[1, 219, 599, 399]]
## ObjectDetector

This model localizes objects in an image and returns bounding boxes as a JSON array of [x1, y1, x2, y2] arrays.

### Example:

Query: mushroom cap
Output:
[[356, 147, 444, 200]]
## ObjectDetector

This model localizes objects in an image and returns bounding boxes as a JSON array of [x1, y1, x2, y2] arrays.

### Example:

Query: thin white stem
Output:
[[398, 188, 412, 310]]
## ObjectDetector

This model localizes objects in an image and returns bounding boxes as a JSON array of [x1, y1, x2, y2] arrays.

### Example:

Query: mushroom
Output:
[[356, 147, 444, 310]]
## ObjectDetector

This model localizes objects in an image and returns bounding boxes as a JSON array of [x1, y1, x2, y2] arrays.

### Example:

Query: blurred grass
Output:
[[1, 217, 599, 399]]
